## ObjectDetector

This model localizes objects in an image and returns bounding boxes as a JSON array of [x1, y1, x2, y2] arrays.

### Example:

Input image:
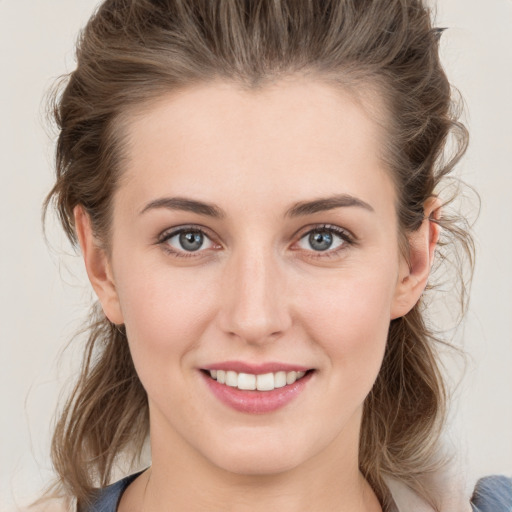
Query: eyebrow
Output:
[[285, 194, 374, 217], [139, 193, 374, 218], [140, 197, 225, 218]]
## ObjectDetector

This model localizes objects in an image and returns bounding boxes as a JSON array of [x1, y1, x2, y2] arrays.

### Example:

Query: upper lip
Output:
[[201, 361, 312, 374]]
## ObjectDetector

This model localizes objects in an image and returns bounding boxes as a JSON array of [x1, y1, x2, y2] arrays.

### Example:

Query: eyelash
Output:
[[295, 224, 355, 259], [157, 224, 218, 259], [156, 224, 355, 259]]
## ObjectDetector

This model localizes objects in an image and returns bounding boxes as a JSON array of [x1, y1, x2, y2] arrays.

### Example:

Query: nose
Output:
[[217, 246, 292, 345]]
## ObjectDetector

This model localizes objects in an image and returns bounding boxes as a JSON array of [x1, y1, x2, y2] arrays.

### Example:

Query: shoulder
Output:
[[83, 473, 142, 512], [385, 470, 512, 512], [471, 475, 512, 512]]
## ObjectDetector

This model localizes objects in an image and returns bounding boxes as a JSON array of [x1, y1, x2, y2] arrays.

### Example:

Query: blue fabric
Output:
[[86, 472, 141, 512], [471, 475, 512, 512], [86, 473, 512, 511]]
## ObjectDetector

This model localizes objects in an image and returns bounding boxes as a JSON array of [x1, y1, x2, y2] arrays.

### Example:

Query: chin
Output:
[[201, 429, 314, 477], [213, 451, 302, 477]]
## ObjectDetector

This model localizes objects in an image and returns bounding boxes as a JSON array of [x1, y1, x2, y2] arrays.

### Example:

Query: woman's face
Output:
[[91, 80, 417, 475]]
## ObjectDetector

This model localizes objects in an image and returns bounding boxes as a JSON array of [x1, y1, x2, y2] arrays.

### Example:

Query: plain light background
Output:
[[1, 0, 511, 510]]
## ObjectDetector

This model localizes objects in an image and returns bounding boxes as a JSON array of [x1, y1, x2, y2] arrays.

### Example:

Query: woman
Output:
[[41, 0, 511, 511]]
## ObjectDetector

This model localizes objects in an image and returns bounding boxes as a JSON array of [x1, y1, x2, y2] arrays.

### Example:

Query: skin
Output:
[[75, 79, 439, 512]]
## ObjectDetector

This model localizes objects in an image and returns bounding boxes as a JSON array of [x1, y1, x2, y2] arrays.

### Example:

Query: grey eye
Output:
[[179, 231, 204, 251], [297, 227, 346, 253], [308, 230, 333, 251], [164, 229, 214, 253]]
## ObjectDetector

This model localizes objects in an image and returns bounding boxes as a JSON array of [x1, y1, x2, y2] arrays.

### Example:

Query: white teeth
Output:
[[207, 369, 309, 391], [274, 371, 287, 388], [226, 371, 238, 387], [286, 371, 297, 385], [237, 372, 256, 390], [256, 372, 274, 391]]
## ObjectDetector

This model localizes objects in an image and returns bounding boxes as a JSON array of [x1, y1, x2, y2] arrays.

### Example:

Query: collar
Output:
[[385, 476, 473, 512]]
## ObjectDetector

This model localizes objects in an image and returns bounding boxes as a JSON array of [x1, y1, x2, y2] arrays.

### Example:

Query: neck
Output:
[[133, 416, 382, 512]]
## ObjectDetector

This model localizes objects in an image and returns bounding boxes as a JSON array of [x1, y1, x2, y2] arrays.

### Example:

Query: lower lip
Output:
[[201, 371, 314, 414]]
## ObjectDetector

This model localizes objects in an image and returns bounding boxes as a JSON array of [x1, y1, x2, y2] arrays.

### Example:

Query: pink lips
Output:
[[202, 361, 310, 374], [200, 361, 314, 414]]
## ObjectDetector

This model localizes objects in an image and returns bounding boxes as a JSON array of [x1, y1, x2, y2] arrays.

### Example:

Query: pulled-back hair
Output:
[[44, 0, 473, 509]]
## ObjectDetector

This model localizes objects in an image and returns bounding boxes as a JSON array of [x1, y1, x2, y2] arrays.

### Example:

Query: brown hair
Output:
[[44, 0, 474, 509]]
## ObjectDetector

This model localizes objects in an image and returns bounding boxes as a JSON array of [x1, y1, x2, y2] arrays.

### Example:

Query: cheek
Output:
[[296, 269, 396, 384], [114, 259, 216, 370]]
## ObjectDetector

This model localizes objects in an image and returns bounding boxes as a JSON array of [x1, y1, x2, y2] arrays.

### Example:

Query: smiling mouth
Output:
[[202, 369, 312, 392]]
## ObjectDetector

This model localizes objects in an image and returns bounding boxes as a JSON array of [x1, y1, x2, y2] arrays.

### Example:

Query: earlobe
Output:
[[390, 198, 441, 319], [74, 206, 124, 325]]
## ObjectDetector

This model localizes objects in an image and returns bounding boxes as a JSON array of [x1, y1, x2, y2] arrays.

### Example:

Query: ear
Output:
[[390, 197, 441, 319], [74, 206, 124, 325]]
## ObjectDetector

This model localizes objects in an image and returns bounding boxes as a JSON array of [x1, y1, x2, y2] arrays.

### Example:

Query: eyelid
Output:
[[294, 224, 355, 244], [291, 224, 356, 256], [157, 223, 213, 242], [156, 224, 221, 256]]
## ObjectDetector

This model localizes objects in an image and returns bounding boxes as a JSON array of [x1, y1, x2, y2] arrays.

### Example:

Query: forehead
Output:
[[118, 79, 395, 218]]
